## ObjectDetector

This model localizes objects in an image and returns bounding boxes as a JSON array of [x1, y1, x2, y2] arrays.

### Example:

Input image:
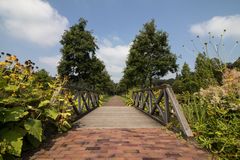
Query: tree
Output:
[[172, 62, 199, 93], [195, 53, 217, 88], [34, 69, 52, 90], [124, 19, 177, 88], [181, 62, 191, 79], [232, 57, 240, 70], [57, 18, 98, 85], [210, 57, 224, 84]]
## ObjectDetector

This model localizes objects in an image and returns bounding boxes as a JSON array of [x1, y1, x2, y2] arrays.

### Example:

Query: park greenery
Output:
[[58, 18, 115, 94], [0, 53, 74, 159], [121, 20, 240, 159], [0, 17, 240, 159], [118, 20, 177, 91]]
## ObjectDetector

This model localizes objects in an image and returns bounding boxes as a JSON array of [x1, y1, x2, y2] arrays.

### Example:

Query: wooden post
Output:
[[166, 87, 193, 137], [77, 92, 82, 113], [149, 90, 152, 114], [164, 89, 170, 124], [131, 84, 193, 137]]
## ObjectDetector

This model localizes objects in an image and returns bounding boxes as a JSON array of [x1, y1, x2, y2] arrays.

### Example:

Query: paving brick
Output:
[[26, 97, 210, 159], [28, 128, 210, 159]]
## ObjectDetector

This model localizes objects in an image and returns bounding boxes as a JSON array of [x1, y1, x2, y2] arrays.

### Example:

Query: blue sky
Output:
[[0, 0, 240, 82]]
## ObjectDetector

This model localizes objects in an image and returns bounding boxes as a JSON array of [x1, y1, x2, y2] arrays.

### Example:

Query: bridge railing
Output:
[[71, 90, 100, 115], [132, 84, 193, 137], [50, 86, 100, 119]]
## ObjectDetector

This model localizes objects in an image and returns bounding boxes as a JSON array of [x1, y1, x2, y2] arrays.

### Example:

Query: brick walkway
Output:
[[28, 97, 211, 160]]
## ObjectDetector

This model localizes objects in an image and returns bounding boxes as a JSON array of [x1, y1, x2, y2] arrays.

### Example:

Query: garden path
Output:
[[28, 96, 210, 160]]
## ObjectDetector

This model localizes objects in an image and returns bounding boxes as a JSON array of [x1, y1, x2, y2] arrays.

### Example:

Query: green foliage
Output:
[[57, 18, 115, 95], [181, 69, 240, 159], [172, 62, 199, 93], [123, 88, 136, 106], [34, 69, 52, 90], [24, 119, 42, 142], [195, 53, 218, 88], [172, 55, 226, 94], [232, 57, 240, 69], [44, 108, 58, 120], [58, 18, 98, 82], [227, 57, 240, 71], [0, 127, 26, 156], [122, 19, 177, 88], [0, 107, 28, 122], [0, 54, 73, 158]]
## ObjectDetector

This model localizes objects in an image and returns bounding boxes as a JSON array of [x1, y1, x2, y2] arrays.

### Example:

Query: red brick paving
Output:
[[29, 128, 210, 160], [28, 96, 211, 159]]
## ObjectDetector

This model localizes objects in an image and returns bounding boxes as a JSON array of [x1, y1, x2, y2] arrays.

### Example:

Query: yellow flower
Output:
[[11, 55, 17, 61], [0, 61, 8, 66]]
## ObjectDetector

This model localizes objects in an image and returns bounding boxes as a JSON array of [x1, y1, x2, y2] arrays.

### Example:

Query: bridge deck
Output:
[[28, 96, 210, 160], [76, 106, 162, 128]]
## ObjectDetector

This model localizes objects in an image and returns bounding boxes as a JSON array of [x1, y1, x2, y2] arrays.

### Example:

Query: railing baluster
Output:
[[82, 93, 90, 111], [164, 89, 170, 124], [132, 84, 193, 137], [149, 91, 152, 114], [77, 92, 82, 113]]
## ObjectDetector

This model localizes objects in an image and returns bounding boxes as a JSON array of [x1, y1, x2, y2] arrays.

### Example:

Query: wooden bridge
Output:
[[28, 85, 210, 160]]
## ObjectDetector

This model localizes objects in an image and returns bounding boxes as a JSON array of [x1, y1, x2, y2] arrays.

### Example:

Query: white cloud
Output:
[[97, 37, 130, 83], [0, 0, 69, 46], [190, 15, 240, 39], [39, 55, 61, 67]]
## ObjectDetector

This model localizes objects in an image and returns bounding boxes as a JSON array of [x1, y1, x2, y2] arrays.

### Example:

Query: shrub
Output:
[[0, 54, 72, 159], [181, 69, 240, 160]]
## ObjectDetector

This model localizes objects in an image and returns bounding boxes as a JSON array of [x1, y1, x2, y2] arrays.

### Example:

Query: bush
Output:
[[181, 69, 240, 160], [0, 54, 72, 159]]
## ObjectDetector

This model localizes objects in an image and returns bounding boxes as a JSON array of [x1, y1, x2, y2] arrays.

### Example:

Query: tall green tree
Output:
[[57, 18, 98, 85], [124, 19, 177, 88], [172, 62, 199, 93], [195, 53, 217, 88], [57, 18, 115, 94], [181, 62, 191, 79], [34, 69, 52, 90]]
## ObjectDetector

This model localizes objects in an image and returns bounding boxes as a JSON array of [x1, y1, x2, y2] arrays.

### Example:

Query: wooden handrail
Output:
[[50, 87, 100, 117], [132, 84, 193, 137]]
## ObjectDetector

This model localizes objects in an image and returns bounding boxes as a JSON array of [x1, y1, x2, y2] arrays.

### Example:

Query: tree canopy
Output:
[[58, 18, 98, 83], [57, 18, 114, 94], [122, 19, 177, 88]]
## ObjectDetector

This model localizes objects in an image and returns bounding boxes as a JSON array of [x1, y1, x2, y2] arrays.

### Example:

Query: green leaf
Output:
[[47, 82, 54, 88], [38, 100, 50, 108], [63, 120, 71, 129], [24, 119, 43, 142], [4, 85, 19, 92], [0, 107, 28, 122], [0, 154, 3, 160], [44, 108, 58, 120], [0, 127, 26, 156], [0, 75, 7, 89]]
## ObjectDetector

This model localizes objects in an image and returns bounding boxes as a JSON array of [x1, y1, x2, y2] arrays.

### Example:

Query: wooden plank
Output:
[[69, 96, 80, 115], [166, 87, 193, 137], [149, 91, 153, 114], [164, 89, 170, 124], [132, 85, 193, 137], [81, 93, 90, 111], [78, 92, 82, 113], [150, 90, 164, 115], [142, 92, 149, 111]]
